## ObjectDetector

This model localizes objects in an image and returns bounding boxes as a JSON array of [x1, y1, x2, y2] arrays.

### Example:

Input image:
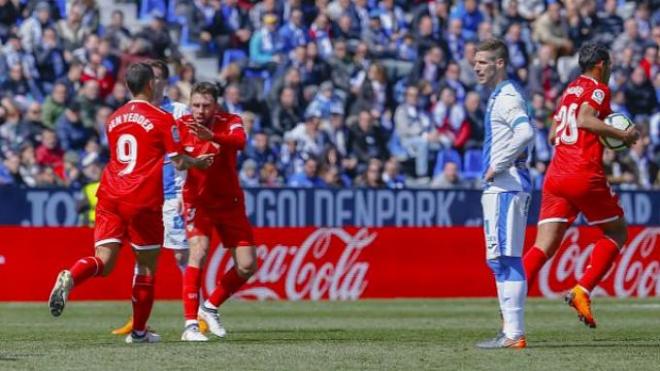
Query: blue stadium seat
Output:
[[222, 49, 248, 69], [462, 149, 483, 180], [139, 0, 167, 20], [432, 149, 462, 177], [55, 0, 67, 18]]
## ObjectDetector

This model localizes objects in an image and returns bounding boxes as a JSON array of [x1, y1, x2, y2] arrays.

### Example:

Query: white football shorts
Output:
[[162, 197, 188, 250], [481, 191, 531, 259]]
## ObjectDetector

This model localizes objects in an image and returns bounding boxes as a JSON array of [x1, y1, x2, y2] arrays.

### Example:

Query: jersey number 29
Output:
[[554, 103, 578, 145], [117, 134, 137, 176]]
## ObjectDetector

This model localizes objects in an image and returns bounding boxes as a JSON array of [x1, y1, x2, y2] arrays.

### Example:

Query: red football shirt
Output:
[[548, 75, 612, 177], [99, 100, 181, 208], [179, 112, 246, 208]]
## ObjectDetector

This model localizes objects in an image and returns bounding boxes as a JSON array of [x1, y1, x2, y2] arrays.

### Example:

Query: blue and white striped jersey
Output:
[[161, 97, 190, 199], [482, 80, 535, 194]]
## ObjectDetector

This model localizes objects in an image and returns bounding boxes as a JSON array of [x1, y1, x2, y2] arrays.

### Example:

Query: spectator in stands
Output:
[[1, 64, 42, 103], [352, 62, 389, 119], [494, 0, 527, 37], [505, 22, 530, 81], [431, 161, 470, 189], [41, 82, 67, 129], [244, 131, 277, 170], [603, 147, 636, 189], [439, 61, 466, 103], [532, 1, 572, 55], [394, 85, 432, 177], [19, 1, 52, 53], [57, 60, 83, 99], [622, 138, 658, 190], [287, 110, 329, 158], [568, 0, 598, 49], [348, 109, 388, 171], [221, 83, 243, 114], [639, 44, 658, 79], [35, 128, 63, 167], [81, 52, 115, 99], [597, 0, 623, 46], [459, 42, 478, 89], [136, 11, 180, 61], [239, 159, 260, 187], [432, 86, 470, 150], [75, 80, 101, 128], [382, 157, 405, 189], [249, 13, 281, 72], [414, 14, 447, 58], [612, 19, 644, 58], [201, 0, 251, 56], [34, 27, 66, 95], [60, 150, 83, 187], [23, 102, 45, 138], [104, 82, 128, 110], [327, 40, 353, 93], [278, 134, 303, 179], [55, 101, 91, 152], [0, 0, 19, 42], [320, 165, 345, 188], [0, 150, 20, 185], [175, 63, 196, 105], [306, 81, 342, 120], [464, 91, 484, 149], [0, 99, 30, 153], [259, 162, 283, 187], [355, 158, 384, 188], [104, 10, 131, 50], [56, 3, 86, 52], [270, 86, 302, 137], [333, 13, 361, 47], [446, 18, 465, 62], [279, 9, 307, 54], [288, 157, 325, 187], [408, 46, 446, 91], [624, 66, 657, 121], [450, 0, 484, 41], [528, 43, 561, 101], [299, 42, 331, 87]]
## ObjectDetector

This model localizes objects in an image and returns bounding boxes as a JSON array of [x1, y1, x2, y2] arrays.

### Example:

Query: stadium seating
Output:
[[432, 149, 462, 177]]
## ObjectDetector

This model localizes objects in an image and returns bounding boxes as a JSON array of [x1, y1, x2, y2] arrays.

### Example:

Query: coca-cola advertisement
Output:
[[0, 226, 657, 301]]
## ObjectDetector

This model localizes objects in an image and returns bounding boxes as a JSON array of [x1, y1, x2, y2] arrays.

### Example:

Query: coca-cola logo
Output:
[[538, 227, 660, 298], [205, 228, 377, 300]]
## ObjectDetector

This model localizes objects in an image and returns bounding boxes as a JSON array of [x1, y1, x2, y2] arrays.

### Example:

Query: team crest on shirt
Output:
[[171, 125, 181, 143], [592, 89, 605, 105]]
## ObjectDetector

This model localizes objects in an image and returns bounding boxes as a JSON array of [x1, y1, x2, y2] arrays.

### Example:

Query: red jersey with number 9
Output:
[[548, 75, 612, 177], [99, 100, 182, 208]]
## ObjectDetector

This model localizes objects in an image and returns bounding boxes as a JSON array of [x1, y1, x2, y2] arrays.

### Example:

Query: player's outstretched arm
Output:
[[188, 121, 247, 150], [577, 104, 640, 146], [170, 154, 214, 170]]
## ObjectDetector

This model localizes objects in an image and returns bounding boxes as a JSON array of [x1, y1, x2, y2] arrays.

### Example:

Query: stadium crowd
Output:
[[0, 0, 658, 191]]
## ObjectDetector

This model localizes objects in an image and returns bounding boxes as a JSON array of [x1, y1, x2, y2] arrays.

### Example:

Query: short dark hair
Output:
[[148, 59, 169, 80], [477, 38, 509, 65], [125, 63, 154, 96], [578, 42, 610, 72], [191, 81, 219, 101]]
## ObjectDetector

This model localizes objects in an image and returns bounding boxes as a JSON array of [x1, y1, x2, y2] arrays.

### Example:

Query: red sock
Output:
[[208, 268, 247, 307], [523, 246, 548, 286], [69, 256, 104, 286], [182, 266, 201, 321], [578, 238, 619, 292], [131, 274, 155, 333]]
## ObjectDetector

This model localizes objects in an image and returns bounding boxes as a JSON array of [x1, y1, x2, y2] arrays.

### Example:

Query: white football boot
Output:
[[198, 302, 227, 338], [49, 270, 73, 317], [181, 324, 209, 342], [125, 331, 161, 344]]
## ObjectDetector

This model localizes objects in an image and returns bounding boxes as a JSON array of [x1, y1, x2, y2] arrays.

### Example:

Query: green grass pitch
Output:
[[1, 299, 659, 370]]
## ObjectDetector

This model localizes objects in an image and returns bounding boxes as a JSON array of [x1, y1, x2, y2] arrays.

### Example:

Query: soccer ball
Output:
[[600, 113, 633, 151]]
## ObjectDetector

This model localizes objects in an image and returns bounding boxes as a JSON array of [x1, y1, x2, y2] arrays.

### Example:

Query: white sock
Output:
[[500, 280, 526, 339], [203, 300, 217, 310], [495, 281, 505, 328], [185, 319, 198, 327]]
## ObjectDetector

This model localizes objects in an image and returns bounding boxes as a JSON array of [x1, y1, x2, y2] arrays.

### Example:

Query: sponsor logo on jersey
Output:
[[592, 89, 605, 105]]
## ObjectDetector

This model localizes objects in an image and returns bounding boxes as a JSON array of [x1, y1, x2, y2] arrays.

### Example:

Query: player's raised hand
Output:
[[622, 127, 641, 147], [188, 123, 214, 141], [194, 154, 215, 169]]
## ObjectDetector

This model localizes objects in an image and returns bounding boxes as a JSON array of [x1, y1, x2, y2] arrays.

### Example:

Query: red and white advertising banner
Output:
[[0, 227, 657, 301]]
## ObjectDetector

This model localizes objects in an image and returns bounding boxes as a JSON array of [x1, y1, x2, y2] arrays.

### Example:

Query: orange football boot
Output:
[[565, 286, 597, 328]]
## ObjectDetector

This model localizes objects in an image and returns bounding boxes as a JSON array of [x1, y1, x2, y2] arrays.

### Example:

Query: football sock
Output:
[[70, 256, 104, 286], [578, 237, 619, 292], [131, 274, 155, 333], [488, 257, 526, 339], [523, 246, 548, 287], [183, 266, 202, 321], [208, 268, 247, 308]]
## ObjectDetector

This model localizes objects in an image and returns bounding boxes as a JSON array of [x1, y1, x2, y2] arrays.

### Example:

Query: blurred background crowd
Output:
[[0, 0, 658, 192]]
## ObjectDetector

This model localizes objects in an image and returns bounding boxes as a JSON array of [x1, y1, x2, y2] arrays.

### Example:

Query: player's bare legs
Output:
[[181, 235, 210, 341], [199, 245, 257, 338], [49, 242, 121, 317], [566, 217, 627, 328], [523, 222, 568, 286], [174, 250, 189, 272]]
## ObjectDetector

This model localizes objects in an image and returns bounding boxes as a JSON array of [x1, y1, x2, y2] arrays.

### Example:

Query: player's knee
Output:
[[499, 256, 525, 282], [236, 257, 258, 278], [486, 258, 505, 282]]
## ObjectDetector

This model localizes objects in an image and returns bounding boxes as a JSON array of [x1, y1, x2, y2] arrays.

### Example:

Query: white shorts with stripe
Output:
[[481, 191, 531, 260]]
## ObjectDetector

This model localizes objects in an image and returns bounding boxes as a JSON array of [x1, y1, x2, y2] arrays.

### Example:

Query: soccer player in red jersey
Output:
[[522, 43, 640, 328], [47, 63, 213, 343], [177, 82, 257, 342]]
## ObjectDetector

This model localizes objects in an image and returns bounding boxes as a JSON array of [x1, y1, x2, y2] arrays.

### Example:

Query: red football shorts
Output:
[[184, 198, 254, 248], [539, 173, 624, 226], [94, 197, 164, 250]]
